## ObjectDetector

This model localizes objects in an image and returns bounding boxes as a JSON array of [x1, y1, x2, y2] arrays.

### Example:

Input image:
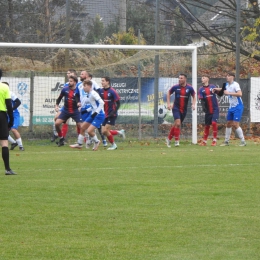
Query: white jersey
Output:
[[10, 91, 18, 102], [76, 82, 89, 108], [88, 90, 104, 115], [10, 91, 20, 114], [76, 79, 100, 108], [91, 79, 101, 91], [225, 81, 243, 110]]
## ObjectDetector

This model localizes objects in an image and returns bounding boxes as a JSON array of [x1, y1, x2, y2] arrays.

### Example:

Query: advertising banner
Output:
[[33, 76, 65, 125], [1, 77, 30, 126], [250, 77, 260, 122], [1, 76, 251, 126]]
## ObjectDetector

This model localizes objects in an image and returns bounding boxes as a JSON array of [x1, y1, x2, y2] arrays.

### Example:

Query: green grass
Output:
[[1, 139, 260, 260]]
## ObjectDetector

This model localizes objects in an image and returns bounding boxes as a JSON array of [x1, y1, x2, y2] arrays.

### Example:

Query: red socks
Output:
[[62, 123, 68, 138], [203, 125, 210, 141], [107, 134, 114, 144], [168, 127, 175, 141], [110, 130, 118, 136], [174, 127, 180, 141], [212, 121, 218, 139]]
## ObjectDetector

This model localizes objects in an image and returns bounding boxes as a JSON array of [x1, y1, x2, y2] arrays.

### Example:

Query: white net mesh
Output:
[[0, 43, 197, 141]]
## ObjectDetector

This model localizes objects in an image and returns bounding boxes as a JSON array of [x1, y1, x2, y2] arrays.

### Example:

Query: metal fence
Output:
[[2, 71, 253, 141]]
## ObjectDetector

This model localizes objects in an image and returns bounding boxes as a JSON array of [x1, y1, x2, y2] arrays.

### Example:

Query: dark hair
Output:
[[227, 71, 235, 77], [102, 76, 111, 84], [83, 79, 92, 86], [69, 75, 78, 83], [201, 75, 210, 79], [68, 68, 76, 73], [87, 72, 93, 79], [0, 69, 2, 79], [179, 73, 187, 78], [68, 69, 77, 77], [2, 82, 9, 86]]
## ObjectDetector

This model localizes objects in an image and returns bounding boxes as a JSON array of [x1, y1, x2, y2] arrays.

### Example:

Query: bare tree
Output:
[[164, 0, 260, 61]]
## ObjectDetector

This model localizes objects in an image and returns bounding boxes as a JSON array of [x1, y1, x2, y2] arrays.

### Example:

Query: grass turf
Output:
[[1, 139, 260, 259]]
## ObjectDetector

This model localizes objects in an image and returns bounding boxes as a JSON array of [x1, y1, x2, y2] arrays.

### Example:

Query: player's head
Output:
[[101, 76, 110, 89], [178, 73, 187, 86], [201, 75, 209, 85], [67, 69, 77, 79], [227, 71, 235, 78], [68, 75, 78, 87], [80, 70, 88, 81], [226, 71, 235, 83], [0, 69, 2, 80], [83, 79, 92, 93], [87, 72, 93, 79]]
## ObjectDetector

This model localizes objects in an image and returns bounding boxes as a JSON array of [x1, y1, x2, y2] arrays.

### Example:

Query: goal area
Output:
[[0, 43, 197, 143]]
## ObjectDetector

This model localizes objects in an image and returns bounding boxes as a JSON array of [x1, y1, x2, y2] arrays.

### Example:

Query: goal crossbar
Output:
[[0, 42, 196, 51]]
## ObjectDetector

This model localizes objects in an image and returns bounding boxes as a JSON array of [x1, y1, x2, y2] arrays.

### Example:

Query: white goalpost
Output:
[[0, 43, 197, 143]]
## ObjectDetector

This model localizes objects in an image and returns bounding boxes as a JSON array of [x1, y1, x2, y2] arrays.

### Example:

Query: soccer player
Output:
[[5, 87, 24, 151], [51, 69, 77, 142], [198, 75, 219, 146], [55, 75, 82, 147], [165, 73, 196, 147], [76, 70, 107, 147], [215, 72, 246, 146], [98, 76, 124, 150], [0, 70, 16, 175], [70, 80, 105, 151]]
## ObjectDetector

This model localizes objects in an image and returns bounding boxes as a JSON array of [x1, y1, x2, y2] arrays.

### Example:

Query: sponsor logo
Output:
[[17, 82, 28, 96], [51, 82, 64, 92]]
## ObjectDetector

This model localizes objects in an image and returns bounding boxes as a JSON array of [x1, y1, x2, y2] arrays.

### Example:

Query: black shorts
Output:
[[205, 110, 219, 125], [102, 116, 117, 126], [172, 109, 186, 123], [0, 111, 9, 140]]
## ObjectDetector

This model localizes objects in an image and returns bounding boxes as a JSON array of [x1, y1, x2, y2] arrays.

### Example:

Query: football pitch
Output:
[[1, 139, 260, 260]]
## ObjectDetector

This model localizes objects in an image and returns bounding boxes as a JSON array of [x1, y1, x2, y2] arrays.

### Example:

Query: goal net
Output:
[[0, 43, 197, 143]]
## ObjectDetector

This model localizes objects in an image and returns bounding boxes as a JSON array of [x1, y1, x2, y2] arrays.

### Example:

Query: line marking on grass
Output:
[[16, 163, 260, 172]]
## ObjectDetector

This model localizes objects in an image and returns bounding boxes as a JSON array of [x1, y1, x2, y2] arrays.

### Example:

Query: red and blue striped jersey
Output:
[[198, 84, 219, 114], [168, 84, 195, 113], [98, 87, 120, 118], [58, 86, 78, 113]]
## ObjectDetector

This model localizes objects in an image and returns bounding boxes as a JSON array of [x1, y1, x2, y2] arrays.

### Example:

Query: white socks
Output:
[[225, 127, 232, 142], [8, 136, 23, 147], [91, 134, 99, 143], [225, 127, 245, 142], [78, 134, 84, 145], [236, 127, 245, 142], [8, 135, 15, 144]]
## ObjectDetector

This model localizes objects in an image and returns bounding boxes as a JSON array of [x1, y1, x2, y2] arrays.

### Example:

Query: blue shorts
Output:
[[102, 116, 117, 126], [58, 110, 82, 123], [12, 113, 21, 129], [81, 111, 91, 122], [86, 113, 105, 128], [226, 107, 243, 122], [8, 113, 21, 129], [172, 109, 186, 123], [205, 110, 219, 125], [81, 105, 92, 121]]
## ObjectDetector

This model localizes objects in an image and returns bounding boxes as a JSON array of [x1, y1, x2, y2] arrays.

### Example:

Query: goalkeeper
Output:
[[198, 75, 219, 146]]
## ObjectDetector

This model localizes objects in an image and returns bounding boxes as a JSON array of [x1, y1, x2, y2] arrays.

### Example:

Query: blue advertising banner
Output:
[[110, 77, 249, 124]]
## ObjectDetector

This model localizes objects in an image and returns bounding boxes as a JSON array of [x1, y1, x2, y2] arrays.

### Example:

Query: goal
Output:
[[0, 43, 197, 143]]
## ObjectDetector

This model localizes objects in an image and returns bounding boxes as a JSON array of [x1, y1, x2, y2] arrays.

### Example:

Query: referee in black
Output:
[[0, 69, 16, 175]]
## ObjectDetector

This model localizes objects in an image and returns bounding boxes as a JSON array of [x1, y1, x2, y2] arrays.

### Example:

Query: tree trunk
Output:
[[119, 0, 126, 32], [7, 0, 15, 42]]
